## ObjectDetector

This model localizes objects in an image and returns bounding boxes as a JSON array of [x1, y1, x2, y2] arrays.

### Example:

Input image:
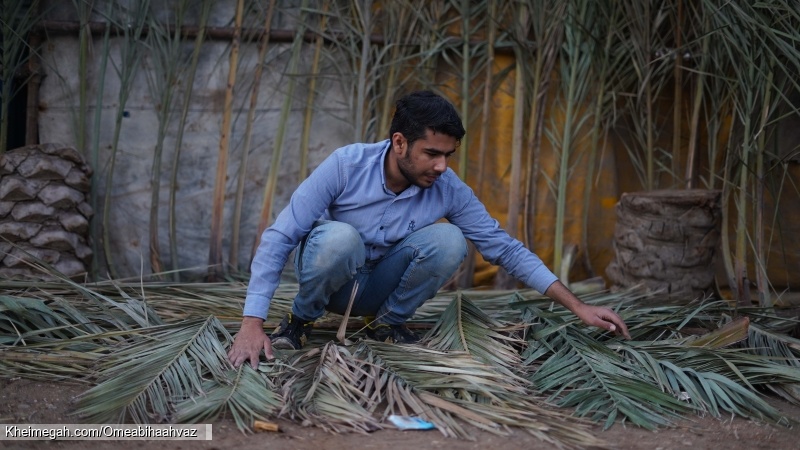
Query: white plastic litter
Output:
[[387, 414, 436, 430]]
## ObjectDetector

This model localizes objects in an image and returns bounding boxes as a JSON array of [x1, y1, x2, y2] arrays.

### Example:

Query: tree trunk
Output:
[[0, 144, 93, 280], [606, 189, 722, 301]]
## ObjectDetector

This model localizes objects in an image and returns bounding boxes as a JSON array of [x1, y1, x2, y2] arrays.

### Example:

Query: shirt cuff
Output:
[[242, 295, 272, 321], [527, 268, 559, 295]]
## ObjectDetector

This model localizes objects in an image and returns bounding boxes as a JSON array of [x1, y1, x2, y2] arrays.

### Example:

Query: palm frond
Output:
[[523, 305, 691, 430], [362, 340, 605, 447], [523, 302, 799, 428], [426, 292, 525, 378], [175, 364, 282, 432], [278, 342, 384, 434], [620, 343, 797, 424], [74, 316, 232, 424], [2, 275, 799, 440], [738, 324, 800, 404]]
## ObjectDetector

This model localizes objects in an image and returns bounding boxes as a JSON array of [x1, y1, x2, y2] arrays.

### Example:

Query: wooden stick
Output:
[[337, 281, 359, 344]]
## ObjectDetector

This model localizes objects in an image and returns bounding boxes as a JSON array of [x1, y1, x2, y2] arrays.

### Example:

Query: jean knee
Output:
[[305, 221, 365, 269], [426, 223, 467, 266]]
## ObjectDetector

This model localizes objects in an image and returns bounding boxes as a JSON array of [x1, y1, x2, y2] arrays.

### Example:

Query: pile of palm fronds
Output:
[[1, 270, 799, 447]]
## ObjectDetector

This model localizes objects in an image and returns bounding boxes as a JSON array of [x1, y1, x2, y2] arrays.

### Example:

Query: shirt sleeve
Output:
[[445, 177, 558, 294], [243, 151, 344, 319]]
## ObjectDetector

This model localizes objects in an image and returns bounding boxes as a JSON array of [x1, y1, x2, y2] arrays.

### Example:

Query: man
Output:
[[228, 91, 629, 369]]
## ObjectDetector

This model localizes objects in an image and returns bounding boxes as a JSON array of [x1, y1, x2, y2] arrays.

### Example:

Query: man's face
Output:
[[396, 130, 458, 189]]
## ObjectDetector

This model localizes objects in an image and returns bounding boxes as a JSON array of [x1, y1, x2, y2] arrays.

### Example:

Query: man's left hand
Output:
[[572, 303, 631, 339], [544, 281, 631, 339]]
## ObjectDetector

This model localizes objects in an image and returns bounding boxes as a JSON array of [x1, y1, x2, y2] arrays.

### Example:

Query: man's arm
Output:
[[229, 150, 345, 368], [444, 176, 630, 338], [545, 280, 631, 339]]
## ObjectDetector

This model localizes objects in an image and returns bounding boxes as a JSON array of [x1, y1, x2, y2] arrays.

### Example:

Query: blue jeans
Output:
[[291, 221, 467, 325]]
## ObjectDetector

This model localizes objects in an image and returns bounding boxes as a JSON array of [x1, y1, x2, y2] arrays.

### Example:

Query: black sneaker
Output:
[[365, 321, 420, 344], [270, 313, 313, 350]]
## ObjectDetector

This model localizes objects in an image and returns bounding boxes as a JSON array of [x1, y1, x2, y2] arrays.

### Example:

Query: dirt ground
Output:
[[0, 377, 798, 450]]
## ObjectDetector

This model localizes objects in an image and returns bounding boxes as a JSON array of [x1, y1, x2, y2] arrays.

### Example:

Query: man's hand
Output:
[[544, 280, 631, 339], [227, 316, 274, 369], [571, 303, 631, 339]]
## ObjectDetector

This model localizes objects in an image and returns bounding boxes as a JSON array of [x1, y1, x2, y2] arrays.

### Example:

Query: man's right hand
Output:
[[227, 316, 274, 369]]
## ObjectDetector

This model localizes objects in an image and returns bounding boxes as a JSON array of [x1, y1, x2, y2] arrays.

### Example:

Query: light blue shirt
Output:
[[243, 139, 558, 319]]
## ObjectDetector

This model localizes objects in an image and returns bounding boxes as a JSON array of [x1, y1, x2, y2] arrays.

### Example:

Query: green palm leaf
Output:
[[619, 344, 794, 424], [523, 305, 690, 430], [742, 324, 800, 404]]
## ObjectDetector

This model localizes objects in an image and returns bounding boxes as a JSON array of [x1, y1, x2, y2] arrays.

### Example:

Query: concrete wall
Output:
[[37, 0, 354, 278]]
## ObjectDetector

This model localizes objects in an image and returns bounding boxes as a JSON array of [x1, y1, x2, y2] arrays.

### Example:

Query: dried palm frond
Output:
[[360, 340, 605, 447], [175, 364, 282, 432], [2, 271, 799, 442], [278, 342, 384, 435], [426, 292, 526, 378], [73, 316, 233, 424]]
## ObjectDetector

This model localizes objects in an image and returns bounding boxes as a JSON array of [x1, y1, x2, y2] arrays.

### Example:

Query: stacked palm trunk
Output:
[[0, 144, 93, 279], [606, 189, 722, 300]]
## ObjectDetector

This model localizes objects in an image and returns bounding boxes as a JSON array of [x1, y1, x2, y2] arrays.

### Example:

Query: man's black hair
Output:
[[388, 91, 466, 146]]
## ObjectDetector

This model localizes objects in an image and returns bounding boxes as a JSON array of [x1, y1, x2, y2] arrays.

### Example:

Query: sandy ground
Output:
[[1, 377, 798, 450]]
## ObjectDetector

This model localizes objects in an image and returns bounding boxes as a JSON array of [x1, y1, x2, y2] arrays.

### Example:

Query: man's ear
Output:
[[391, 132, 406, 154]]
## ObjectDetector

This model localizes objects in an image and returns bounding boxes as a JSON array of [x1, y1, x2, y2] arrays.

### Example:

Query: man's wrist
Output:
[[242, 316, 265, 327]]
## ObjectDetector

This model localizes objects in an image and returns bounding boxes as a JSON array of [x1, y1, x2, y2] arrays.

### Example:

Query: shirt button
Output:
[[379, 226, 384, 230]]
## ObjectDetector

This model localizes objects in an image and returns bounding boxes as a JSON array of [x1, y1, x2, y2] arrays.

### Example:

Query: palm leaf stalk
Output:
[[229, 0, 277, 272], [522, 0, 564, 249], [684, 7, 710, 189], [352, 0, 374, 142], [72, 0, 89, 157], [374, 1, 409, 141], [252, 0, 310, 256], [494, 3, 530, 289], [580, 0, 625, 277], [475, 0, 498, 198], [671, 0, 684, 178], [548, 0, 595, 276], [617, 0, 672, 189], [101, 0, 150, 279], [457, 0, 472, 180], [753, 65, 775, 307], [168, 0, 213, 280], [208, 0, 245, 280], [452, 0, 501, 290], [144, 0, 194, 277], [493, 1, 528, 290], [299, 2, 329, 181], [87, 2, 113, 278]]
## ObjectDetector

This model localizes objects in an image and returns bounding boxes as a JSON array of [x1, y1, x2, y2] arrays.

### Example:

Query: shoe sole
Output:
[[271, 336, 300, 350]]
